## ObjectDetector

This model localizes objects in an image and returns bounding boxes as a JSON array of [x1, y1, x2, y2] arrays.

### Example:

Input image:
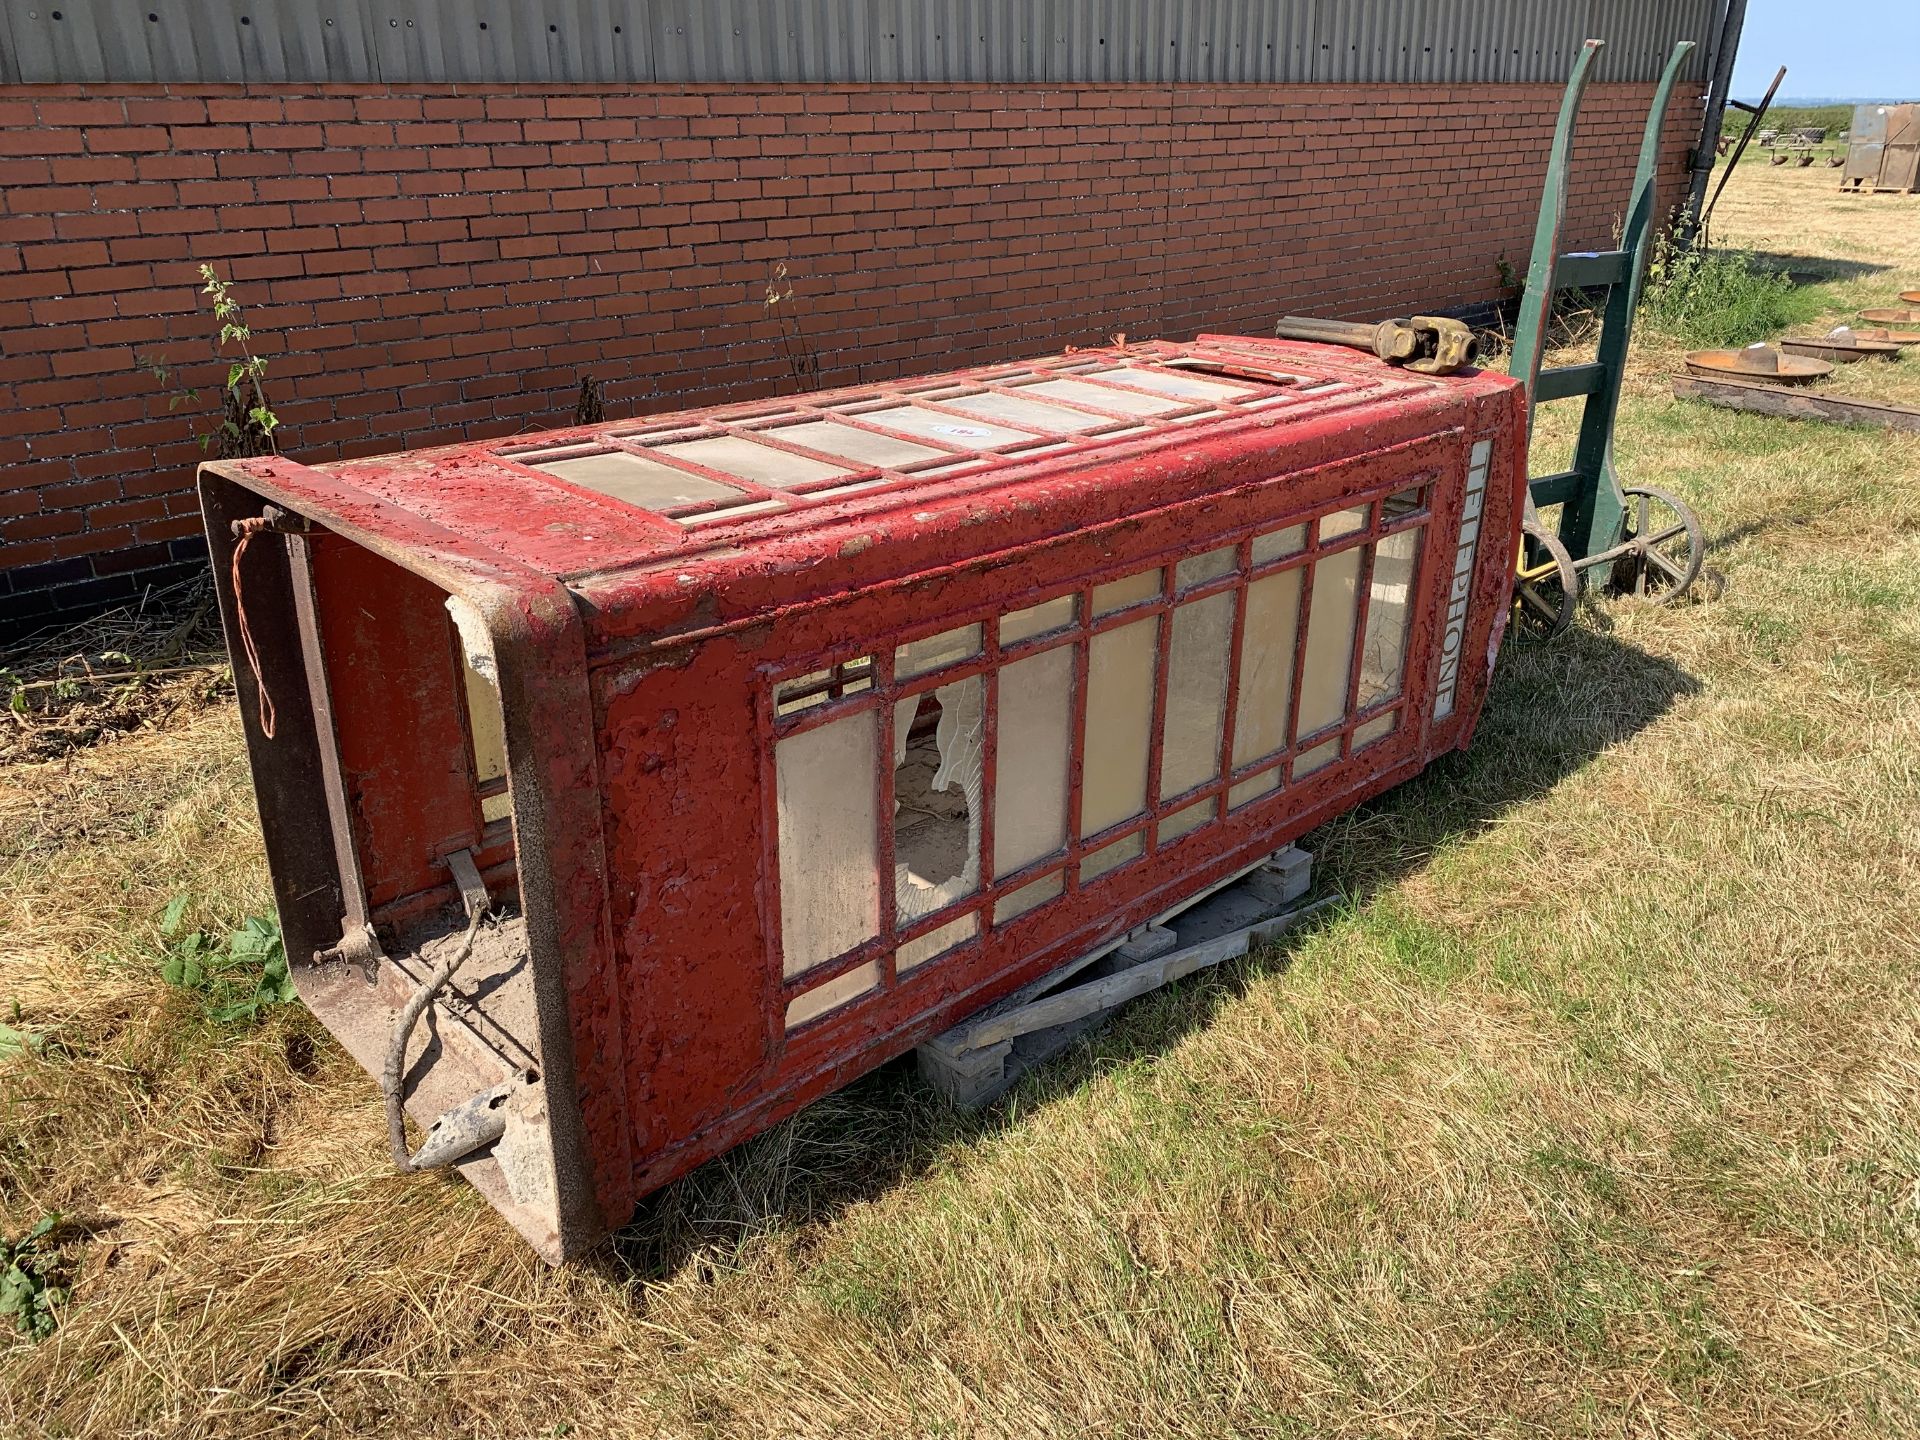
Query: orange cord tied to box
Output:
[[229, 515, 277, 739]]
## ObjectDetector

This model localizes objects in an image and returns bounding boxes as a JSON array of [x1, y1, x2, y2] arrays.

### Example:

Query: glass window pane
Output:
[[1295, 737, 1340, 777], [939, 390, 1110, 433], [773, 419, 946, 469], [1383, 485, 1425, 520], [1080, 831, 1145, 883], [785, 958, 881, 1029], [994, 645, 1074, 876], [1232, 567, 1301, 767], [532, 450, 743, 510], [1297, 547, 1362, 737], [776, 710, 879, 977], [1158, 796, 1214, 842], [657, 435, 850, 489], [1082, 365, 1257, 402], [1081, 616, 1158, 836], [1251, 524, 1306, 564], [1353, 711, 1398, 750], [898, 913, 977, 972], [893, 678, 984, 926], [1161, 591, 1234, 799], [857, 405, 1036, 449], [1028, 377, 1183, 416], [1175, 545, 1236, 591], [1092, 567, 1162, 616], [994, 870, 1063, 923], [678, 498, 788, 526], [1320, 506, 1368, 541], [1001, 594, 1077, 644], [1229, 769, 1279, 809], [1358, 527, 1422, 709], [897, 623, 982, 679]]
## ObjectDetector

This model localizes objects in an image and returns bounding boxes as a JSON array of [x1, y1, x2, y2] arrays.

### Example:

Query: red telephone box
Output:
[[200, 335, 1525, 1260]]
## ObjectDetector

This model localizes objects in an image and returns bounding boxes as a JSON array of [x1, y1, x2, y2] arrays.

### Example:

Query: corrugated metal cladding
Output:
[[0, 0, 1722, 86]]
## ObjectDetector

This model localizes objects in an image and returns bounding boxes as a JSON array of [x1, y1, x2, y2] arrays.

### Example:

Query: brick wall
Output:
[[0, 81, 1702, 639]]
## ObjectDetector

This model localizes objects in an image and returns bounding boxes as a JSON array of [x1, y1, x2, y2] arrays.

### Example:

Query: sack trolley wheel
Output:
[[1514, 520, 1578, 637], [1607, 484, 1704, 602]]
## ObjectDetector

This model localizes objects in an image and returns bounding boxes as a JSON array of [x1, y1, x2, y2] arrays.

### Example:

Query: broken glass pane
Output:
[[1383, 485, 1426, 520], [893, 678, 984, 926]]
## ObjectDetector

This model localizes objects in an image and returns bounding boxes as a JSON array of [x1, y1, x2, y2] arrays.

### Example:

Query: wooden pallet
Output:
[[916, 846, 1322, 1108]]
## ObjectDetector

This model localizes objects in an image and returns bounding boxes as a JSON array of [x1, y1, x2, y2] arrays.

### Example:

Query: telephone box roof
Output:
[[208, 336, 1510, 591]]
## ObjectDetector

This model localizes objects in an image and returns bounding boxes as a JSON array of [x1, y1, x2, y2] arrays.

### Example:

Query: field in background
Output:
[[2, 163, 1918, 1438], [1719, 103, 1856, 143]]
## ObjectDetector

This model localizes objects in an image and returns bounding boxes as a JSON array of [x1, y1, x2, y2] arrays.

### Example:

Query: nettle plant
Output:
[[140, 265, 284, 459], [199, 263, 280, 458]]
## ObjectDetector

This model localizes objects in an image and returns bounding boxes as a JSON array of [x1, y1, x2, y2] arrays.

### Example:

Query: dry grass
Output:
[[4, 163, 1920, 1439]]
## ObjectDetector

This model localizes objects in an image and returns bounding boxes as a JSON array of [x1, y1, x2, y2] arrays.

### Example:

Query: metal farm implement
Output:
[[1505, 37, 1710, 637], [1279, 37, 1714, 639]]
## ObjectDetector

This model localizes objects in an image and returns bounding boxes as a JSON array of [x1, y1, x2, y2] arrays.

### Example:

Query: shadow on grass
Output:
[[1742, 250, 1892, 285], [598, 623, 1701, 1286]]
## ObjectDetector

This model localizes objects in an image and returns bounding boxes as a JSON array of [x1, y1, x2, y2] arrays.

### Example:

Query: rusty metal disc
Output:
[[1900, 289, 1920, 305], [1779, 335, 1902, 363], [1684, 347, 1832, 385], [1862, 308, 1920, 324]]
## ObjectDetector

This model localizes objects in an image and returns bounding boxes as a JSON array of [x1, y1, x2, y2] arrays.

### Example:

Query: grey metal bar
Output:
[[0, 0, 1729, 85]]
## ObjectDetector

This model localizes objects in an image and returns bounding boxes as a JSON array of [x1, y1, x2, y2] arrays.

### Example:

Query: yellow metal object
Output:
[[1402, 316, 1479, 375]]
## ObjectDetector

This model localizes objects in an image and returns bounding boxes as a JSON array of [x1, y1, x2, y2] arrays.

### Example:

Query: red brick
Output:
[[1, 78, 1703, 620], [88, 127, 172, 153]]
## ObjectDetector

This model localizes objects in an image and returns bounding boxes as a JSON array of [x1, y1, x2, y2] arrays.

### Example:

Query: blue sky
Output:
[[1732, 0, 1920, 100]]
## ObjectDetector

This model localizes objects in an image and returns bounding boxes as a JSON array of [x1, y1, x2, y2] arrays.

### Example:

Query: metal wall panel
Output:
[[0, 0, 1724, 85]]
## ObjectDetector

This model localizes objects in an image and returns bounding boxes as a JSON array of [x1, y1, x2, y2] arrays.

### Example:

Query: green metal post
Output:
[[1508, 39, 1604, 446], [1561, 40, 1695, 564]]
